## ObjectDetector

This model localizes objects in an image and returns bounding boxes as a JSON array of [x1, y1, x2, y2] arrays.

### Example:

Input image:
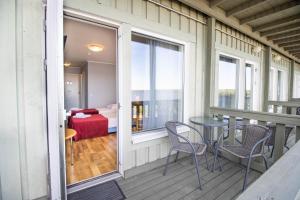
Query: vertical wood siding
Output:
[[215, 21, 264, 57]]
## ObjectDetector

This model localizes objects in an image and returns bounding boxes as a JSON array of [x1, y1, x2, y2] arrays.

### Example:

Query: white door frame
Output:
[[46, 0, 65, 199], [46, 2, 125, 199]]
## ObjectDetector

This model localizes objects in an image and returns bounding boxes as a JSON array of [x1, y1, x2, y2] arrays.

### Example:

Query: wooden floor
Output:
[[66, 133, 117, 185], [117, 133, 296, 200]]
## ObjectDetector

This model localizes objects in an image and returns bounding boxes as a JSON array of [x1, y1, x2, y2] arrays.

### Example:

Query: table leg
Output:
[[71, 138, 74, 166]]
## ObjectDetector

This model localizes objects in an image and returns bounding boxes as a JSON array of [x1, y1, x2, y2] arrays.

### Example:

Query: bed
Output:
[[69, 114, 108, 141], [97, 104, 117, 133]]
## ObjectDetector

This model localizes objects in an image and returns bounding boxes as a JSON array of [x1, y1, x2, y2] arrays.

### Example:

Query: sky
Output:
[[131, 41, 183, 91]]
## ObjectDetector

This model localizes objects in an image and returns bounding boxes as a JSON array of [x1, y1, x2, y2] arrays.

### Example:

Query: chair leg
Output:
[[204, 150, 209, 170], [193, 153, 202, 190], [242, 157, 252, 191], [163, 149, 173, 176], [284, 145, 290, 150], [174, 151, 179, 162], [262, 155, 268, 170], [217, 156, 223, 172], [212, 143, 219, 172], [270, 146, 274, 158]]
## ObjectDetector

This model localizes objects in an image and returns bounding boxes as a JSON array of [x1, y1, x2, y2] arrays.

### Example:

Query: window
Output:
[[244, 63, 253, 110], [268, 67, 288, 101], [131, 33, 184, 133], [218, 55, 238, 109], [293, 71, 300, 98]]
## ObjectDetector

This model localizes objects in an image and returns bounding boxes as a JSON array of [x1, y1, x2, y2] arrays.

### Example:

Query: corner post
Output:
[[204, 17, 216, 116], [262, 46, 271, 112]]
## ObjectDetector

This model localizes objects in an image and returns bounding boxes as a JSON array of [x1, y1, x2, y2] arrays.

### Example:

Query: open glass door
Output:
[[63, 16, 119, 186]]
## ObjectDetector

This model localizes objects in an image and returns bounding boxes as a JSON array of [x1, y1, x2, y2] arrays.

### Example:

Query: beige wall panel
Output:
[[131, 0, 146, 18], [146, 1, 159, 22], [159, 7, 171, 26], [170, 1, 180, 30], [180, 6, 190, 33], [116, 0, 129, 11]]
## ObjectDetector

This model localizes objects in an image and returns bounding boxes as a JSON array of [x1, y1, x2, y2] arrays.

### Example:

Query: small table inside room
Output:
[[65, 128, 77, 165], [189, 116, 228, 170]]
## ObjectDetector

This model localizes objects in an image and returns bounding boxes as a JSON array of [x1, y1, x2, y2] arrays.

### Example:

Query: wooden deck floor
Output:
[[118, 133, 296, 200]]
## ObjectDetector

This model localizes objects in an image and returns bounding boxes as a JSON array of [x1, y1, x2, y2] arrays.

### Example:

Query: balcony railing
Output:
[[210, 107, 300, 171], [268, 100, 300, 114]]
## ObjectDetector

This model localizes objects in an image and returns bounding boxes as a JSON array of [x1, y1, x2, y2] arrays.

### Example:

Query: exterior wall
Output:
[[63, 0, 207, 171], [0, 0, 48, 199]]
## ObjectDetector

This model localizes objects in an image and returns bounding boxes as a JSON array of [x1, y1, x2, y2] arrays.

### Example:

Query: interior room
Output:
[[63, 18, 117, 185]]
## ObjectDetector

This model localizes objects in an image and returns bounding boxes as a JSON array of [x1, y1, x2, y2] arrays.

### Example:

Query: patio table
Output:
[[189, 116, 228, 171]]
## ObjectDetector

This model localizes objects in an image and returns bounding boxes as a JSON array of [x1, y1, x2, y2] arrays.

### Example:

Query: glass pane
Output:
[[131, 35, 151, 132], [131, 34, 184, 133], [294, 73, 300, 98], [154, 41, 183, 129], [218, 55, 237, 109], [268, 68, 274, 100], [244, 64, 252, 110], [277, 70, 282, 100]]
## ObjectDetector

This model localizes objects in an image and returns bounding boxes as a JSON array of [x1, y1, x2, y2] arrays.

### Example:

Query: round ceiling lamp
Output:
[[87, 43, 104, 52], [64, 62, 71, 67]]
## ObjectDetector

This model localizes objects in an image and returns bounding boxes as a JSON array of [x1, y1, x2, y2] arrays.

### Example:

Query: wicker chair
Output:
[[213, 124, 271, 191], [163, 121, 209, 190]]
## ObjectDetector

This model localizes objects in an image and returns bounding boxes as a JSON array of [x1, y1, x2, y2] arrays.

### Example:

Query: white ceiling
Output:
[[64, 18, 117, 68]]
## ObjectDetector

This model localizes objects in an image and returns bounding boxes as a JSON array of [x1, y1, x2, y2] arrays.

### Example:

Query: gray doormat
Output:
[[68, 180, 126, 200]]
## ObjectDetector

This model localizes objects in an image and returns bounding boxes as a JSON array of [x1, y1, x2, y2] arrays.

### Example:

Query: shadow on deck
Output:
[[117, 133, 296, 200]]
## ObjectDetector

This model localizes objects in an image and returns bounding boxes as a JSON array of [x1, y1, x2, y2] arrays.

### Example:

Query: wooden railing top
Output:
[[210, 107, 300, 126], [237, 140, 300, 200], [268, 100, 300, 107]]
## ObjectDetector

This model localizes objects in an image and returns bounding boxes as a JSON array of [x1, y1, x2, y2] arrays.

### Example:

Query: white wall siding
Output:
[[0, 0, 48, 199]]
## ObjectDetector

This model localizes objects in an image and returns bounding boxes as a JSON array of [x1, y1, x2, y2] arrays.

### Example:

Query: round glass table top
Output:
[[189, 116, 228, 127]]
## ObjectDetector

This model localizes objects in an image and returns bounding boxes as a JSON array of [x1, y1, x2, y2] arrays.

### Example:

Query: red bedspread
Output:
[[70, 114, 108, 141]]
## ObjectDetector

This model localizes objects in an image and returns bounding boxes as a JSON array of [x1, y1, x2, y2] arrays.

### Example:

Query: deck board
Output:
[[118, 133, 296, 200]]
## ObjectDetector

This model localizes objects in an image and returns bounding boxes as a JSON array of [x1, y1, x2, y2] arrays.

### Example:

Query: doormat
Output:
[[68, 180, 126, 200]]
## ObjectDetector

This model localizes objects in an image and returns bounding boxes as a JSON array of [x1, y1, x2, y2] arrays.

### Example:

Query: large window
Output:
[[293, 71, 300, 98], [269, 67, 288, 101], [244, 63, 253, 110], [131, 33, 184, 133], [218, 55, 238, 109]]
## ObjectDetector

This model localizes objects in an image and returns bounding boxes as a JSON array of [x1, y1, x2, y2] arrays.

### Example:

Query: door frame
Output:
[[46, 2, 125, 199]]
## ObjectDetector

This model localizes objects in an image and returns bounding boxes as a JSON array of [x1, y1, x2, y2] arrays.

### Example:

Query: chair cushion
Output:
[[174, 143, 207, 155]]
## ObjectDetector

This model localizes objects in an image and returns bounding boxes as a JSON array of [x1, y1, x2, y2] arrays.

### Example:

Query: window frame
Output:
[[269, 64, 289, 101], [214, 49, 261, 111], [130, 28, 187, 136]]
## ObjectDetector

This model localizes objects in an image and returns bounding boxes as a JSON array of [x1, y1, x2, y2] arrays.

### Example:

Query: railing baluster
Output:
[[273, 123, 285, 161], [282, 106, 287, 114], [273, 105, 278, 113], [291, 107, 297, 115], [229, 116, 236, 144], [242, 118, 250, 143]]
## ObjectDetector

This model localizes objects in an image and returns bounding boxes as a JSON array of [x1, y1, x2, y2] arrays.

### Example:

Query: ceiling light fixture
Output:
[[64, 62, 71, 67], [87, 43, 104, 52]]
